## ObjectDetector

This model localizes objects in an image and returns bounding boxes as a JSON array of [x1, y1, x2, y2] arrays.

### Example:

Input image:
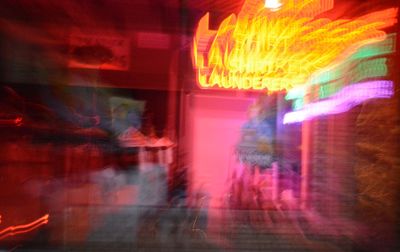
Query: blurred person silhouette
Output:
[[235, 95, 277, 210]]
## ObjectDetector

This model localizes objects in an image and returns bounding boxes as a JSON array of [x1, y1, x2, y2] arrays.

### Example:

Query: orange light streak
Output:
[[192, 0, 397, 92], [0, 214, 49, 240]]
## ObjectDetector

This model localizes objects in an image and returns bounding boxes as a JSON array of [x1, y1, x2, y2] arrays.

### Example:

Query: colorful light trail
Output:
[[285, 33, 396, 110], [283, 80, 393, 124], [0, 214, 49, 240], [192, 0, 397, 92]]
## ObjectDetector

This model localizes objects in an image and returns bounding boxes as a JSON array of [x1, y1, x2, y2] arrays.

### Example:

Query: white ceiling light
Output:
[[264, 0, 282, 11]]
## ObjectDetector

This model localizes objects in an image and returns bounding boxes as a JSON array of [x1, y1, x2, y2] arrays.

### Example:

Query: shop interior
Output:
[[0, 0, 399, 251]]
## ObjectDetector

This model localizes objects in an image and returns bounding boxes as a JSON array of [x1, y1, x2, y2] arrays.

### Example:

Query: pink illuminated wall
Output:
[[188, 93, 255, 207]]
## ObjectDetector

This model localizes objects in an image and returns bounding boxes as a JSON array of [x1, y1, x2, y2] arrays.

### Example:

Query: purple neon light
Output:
[[283, 80, 393, 124]]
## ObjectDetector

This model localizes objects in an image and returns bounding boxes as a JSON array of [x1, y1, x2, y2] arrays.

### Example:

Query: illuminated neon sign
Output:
[[283, 80, 393, 124], [192, 0, 397, 92], [285, 34, 396, 110]]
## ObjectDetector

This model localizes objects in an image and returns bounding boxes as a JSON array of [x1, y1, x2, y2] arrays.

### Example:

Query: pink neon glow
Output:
[[283, 80, 393, 124], [189, 94, 255, 208]]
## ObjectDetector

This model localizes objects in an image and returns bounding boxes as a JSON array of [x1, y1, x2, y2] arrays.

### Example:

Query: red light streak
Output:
[[14, 116, 23, 126], [0, 214, 49, 240], [0, 116, 23, 126]]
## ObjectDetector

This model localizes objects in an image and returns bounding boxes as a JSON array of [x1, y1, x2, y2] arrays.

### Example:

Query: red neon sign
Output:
[[192, 0, 397, 92]]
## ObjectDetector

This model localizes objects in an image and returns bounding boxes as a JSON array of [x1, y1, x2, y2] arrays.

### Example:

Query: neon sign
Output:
[[192, 0, 397, 92], [283, 80, 393, 124], [285, 34, 396, 110]]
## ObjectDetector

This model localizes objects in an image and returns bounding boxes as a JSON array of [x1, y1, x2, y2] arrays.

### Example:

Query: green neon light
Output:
[[349, 33, 396, 61], [352, 58, 387, 83], [286, 33, 395, 103], [292, 98, 304, 110], [285, 87, 305, 100], [317, 58, 388, 99]]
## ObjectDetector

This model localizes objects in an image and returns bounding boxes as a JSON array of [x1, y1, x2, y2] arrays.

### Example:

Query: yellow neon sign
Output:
[[192, 0, 397, 92]]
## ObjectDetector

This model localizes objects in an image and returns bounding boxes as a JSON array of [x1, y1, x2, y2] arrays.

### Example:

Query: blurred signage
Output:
[[69, 33, 130, 70], [192, 0, 397, 92]]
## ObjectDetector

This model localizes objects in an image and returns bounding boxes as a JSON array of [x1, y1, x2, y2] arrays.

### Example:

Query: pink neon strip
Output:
[[283, 80, 393, 124]]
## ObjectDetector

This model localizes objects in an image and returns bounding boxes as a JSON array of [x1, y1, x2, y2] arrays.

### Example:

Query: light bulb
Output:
[[265, 0, 282, 11]]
